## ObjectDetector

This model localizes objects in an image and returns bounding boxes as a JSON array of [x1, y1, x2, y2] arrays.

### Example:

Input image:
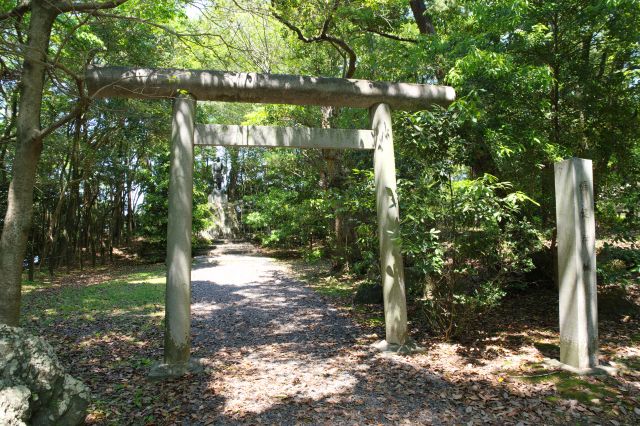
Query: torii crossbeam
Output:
[[86, 66, 455, 378]]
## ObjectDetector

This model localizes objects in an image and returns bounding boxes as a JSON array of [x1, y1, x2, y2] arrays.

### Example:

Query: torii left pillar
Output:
[[150, 93, 202, 379]]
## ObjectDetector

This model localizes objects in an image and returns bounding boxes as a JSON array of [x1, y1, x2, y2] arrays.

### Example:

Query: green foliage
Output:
[[243, 186, 332, 248], [3, 0, 639, 339], [137, 143, 213, 244], [397, 109, 543, 339], [207, 0, 638, 339], [598, 243, 640, 287], [516, 369, 617, 405], [310, 276, 355, 299]]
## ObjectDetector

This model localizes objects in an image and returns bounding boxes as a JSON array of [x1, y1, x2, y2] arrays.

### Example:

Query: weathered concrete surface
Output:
[[554, 158, 598, 369], [195, 124, 375, 150], [86, 66, 455, 110], [370, 103, 408, 346], [162, 93, 196, 370], [0, 325, 90, 426]]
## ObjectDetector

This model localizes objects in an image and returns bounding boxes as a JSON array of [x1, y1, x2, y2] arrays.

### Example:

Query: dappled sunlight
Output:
[[217, 348, 358, 416], [18, 243, 639, 424], [21, 280, 51, 295], [77, 331, 147, 349], [128, 276, 165, 285], [191, 301, 222, 315], [186, 243, 382, 419]]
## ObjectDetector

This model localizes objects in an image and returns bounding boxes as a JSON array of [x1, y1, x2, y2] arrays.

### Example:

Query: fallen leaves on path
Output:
[[20, 242, 640, 425]]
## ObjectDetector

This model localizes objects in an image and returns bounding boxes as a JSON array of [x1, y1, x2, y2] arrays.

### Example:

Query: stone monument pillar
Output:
[[554, 157, 598, 370]]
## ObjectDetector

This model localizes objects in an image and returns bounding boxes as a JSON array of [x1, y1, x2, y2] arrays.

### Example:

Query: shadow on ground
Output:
[[19, 243, 640, 425]]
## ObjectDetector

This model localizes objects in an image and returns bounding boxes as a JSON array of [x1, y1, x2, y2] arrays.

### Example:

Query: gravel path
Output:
[[184, 243, 582, 425], [189, 242, 451, 425], [25, 242, 633, 424]]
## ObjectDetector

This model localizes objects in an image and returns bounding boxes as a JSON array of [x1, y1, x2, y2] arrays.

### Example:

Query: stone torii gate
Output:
[[86, 67, 456, 377]]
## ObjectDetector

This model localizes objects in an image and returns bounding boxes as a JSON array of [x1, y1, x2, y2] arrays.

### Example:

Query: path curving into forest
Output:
[[184, 242, 583, 425], [23, 241, 604, 424], [189, 242, 450, 424], [191, 242, 358, 411]]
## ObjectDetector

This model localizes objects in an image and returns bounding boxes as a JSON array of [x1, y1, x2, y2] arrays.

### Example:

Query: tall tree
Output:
[[0, 0, 130, 325]]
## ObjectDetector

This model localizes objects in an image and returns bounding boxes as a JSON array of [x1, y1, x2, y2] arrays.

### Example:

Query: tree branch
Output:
[[324, 34, 355, 78], [93, 12, 227, 41], [271, 10, 313, 43], [53, 0, 130, 13], [39, 95, 88, 140], [51, 11, 95, 67], [271, 7, 356, 78], [364, 27, 417, 43], [0, 0, 131, 21], [0, 1, 30, 22], [320, 0, 341, 38]]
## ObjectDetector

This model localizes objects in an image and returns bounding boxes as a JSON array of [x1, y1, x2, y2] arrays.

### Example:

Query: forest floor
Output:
[[21, 241, 640, 425]]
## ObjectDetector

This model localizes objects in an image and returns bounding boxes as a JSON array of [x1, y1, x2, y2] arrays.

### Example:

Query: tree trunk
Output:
[[41, 153, 70, 276], [409, 0, 436, 35], [27, 234, 35, 282], [126, 171, 133, 243], [0, 90, 18, 187], [64, 118, 81, 271], [0, 144, 7, 188], [0, 2, 56, 325], [111, 140, 124, 247], [550, 11, 561, 148], [320, 106, 351, 270], [227, 148, 240, 200]]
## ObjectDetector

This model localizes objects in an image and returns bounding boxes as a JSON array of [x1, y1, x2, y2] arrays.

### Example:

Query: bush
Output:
[[402, 173, 542, 339], [598, 242, 640, 288], [391, 107, 545, 339]]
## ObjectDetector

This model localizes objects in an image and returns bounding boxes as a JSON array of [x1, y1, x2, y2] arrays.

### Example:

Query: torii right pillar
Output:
[[370, 103, 409, 349], [554, 157, 598, 371]]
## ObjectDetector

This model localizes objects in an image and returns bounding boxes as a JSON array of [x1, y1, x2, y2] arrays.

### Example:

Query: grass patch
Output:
[[359, 315, 384, 327], [514, 367, 617, 404], [350, 305, 385, 330], [533, 341, 560, 358], [311, 276, 354, 298], [21, 275, 54, 294], [21, 264, 166, 325], [282, 257, 361, 301], [615, 355, 640, 371]]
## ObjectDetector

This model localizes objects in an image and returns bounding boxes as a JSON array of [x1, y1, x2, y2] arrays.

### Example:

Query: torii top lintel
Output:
[[86, 66, 455, 111]]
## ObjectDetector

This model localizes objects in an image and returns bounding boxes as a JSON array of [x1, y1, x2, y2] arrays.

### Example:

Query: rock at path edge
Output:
[[0, 324, 90, 426]]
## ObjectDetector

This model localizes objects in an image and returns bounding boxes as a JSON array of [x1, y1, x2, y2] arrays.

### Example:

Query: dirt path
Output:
[[187, 243, 551, 424], [191, 242, 369, 420], [22, 242, 639, 425]]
